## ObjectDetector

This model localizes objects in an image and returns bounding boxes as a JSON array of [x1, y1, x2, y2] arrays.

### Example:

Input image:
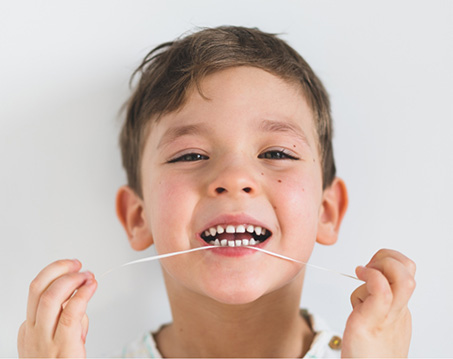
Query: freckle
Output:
[[278, 179, 282, 183], [273, 205, 277, 210], [261, 172, 264, 176], [293, 144, 296, 148]]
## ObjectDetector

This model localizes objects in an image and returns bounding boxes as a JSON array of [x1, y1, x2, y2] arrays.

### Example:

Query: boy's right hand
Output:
[[18, 259, 97, 358]]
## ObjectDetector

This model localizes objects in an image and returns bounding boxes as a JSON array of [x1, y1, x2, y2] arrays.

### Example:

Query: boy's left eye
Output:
[[258, 150, 299, 160]]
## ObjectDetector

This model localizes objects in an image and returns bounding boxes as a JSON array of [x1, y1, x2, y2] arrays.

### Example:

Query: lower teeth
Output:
[[210, 238, 258, 247]]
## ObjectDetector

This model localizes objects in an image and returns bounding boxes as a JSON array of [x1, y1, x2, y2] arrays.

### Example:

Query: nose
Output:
[[207, 161, 259, 197]]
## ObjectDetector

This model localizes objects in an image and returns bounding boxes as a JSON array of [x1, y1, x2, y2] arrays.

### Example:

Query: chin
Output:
[[197, 263, 304, 305], [200, 275, 272, 305], [208, 288, 266, 305]]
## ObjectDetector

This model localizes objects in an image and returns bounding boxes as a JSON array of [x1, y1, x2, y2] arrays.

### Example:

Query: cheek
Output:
[[146, 174, 197, 249], [154, 177, 187, 211], [271, 171, 322, 253], [273, 172, 320, 216]]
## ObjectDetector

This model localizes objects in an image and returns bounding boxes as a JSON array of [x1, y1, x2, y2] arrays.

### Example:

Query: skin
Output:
[[18, 67, 415, 358], [17, 260, 96, 357]]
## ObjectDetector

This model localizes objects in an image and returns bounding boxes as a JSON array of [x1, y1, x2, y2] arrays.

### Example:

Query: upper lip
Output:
[[198, 213, 271, 234]]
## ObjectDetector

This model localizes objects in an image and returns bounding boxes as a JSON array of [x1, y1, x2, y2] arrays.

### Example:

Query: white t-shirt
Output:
[[119, 310, 342, 358]]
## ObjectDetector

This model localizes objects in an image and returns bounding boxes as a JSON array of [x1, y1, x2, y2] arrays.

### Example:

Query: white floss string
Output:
[[98, 246, 361, 281]]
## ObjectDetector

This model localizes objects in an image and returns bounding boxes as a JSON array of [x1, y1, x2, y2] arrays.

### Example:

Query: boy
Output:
[[18, 26, 416, 357]]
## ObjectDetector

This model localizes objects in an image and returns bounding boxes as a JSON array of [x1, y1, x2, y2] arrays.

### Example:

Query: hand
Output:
[[18, 259, 97, 358], [342, 249, 416, 358]]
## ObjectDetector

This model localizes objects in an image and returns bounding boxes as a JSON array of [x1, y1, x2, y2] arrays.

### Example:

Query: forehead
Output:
[[147, 66, 318, 152]]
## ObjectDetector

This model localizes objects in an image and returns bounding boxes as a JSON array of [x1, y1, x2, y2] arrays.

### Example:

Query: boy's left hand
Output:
[[341, 249, 416, 358]]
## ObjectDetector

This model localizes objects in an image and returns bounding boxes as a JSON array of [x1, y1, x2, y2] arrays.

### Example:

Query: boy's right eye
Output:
[[168, 153, 209, 163]]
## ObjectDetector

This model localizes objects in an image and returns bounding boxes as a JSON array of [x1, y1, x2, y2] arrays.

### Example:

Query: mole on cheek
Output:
[[278, 179, 282, 183], [261, 172, 264, 176]]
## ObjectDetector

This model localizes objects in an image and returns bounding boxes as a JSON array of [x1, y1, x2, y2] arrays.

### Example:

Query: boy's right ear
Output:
[[115, 185, 154, 251]]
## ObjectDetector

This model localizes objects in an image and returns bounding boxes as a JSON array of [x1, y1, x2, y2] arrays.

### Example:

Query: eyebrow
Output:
[[157, 123, 209, 149], [157, 119, 311, 150], [258, 119, 311, 147]]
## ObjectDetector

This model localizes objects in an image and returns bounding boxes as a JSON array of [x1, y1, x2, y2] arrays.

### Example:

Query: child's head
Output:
[[116, 26, 347, 304], [120, 26, 336, 199]]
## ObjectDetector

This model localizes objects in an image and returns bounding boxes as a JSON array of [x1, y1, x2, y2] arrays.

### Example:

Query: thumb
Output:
[[81, 314, 89, 343]]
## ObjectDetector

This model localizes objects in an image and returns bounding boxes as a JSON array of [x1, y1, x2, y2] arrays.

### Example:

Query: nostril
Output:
[[214, 187, 252, 194]]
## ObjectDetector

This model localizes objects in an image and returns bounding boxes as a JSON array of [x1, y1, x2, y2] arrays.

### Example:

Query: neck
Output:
[[156, 270, 313, 358]]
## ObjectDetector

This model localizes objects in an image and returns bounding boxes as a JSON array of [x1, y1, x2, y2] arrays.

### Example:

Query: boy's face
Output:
[[139, 66, 327, 304]]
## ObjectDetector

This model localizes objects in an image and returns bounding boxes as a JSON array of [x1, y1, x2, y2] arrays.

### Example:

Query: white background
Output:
[[1, 0, 452, 357]]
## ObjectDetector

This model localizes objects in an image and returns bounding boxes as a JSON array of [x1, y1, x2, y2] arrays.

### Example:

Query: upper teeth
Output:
[[204, 224, 266, 237]]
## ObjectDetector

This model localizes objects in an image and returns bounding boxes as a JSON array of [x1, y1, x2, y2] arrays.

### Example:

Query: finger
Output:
[[367, 256, 416, 315], [350, 283, 369, 309], [17, 322, 26, 356], [27, 259, 82, 325], [368, 249, 416, 277], [54, 277, 97, 344], [354, 266, 393, 327], [35, 271, 93, 336], [81, 314, 89, 344]]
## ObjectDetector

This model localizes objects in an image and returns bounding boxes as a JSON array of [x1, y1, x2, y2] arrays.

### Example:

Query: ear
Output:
[[316, 177, 348, 246], [116, 185, 154, 251]]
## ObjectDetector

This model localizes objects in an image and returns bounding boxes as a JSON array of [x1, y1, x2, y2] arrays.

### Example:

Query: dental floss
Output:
[[98, 246, 212, 279], [98, 245, 361, 281], [244, 246, 361, 281]]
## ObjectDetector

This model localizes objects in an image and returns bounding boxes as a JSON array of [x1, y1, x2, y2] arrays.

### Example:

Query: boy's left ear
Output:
[[316, 177, 348, 245]]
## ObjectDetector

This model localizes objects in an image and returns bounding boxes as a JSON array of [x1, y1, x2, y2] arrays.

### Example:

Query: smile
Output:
[[200, 224, 272, 247]]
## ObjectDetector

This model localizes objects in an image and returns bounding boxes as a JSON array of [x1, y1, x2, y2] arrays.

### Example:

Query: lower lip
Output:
[[196, 235, 269, 257]]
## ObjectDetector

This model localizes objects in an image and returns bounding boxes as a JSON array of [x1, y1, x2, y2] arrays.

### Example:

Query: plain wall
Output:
[[1, 0, 452, 356]]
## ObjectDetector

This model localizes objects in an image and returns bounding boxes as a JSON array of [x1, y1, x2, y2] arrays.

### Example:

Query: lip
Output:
[[198, 213, 270, 234], [196, 213, 272, 257]]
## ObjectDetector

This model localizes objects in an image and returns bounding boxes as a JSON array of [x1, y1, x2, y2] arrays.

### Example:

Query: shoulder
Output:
[[302, 309, 343, 359], [117, 311, 342, 358]]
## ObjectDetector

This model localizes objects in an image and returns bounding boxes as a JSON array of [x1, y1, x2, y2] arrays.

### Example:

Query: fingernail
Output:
[[85, 271, 94, 279], [356, 265, 365, 275]]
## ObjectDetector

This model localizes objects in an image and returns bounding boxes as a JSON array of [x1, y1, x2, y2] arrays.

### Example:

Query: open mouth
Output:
[[200, 224, 272, 247]]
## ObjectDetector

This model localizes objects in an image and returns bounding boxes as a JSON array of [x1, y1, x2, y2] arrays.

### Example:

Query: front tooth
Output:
[[221, 239, 228, 247], [214, 239, 220, 246], [236, 225, 245, 233], [249, 238, 257, 245], [242, 239, 249, 246], [209, 227, 217, 236], [226, 225, 235, 233], [216, 225, 224, 234], [228, 240, 235, 247], [246, 225, 255, 233], [235, 239, 242, 246], [254, 226, 262, 235]]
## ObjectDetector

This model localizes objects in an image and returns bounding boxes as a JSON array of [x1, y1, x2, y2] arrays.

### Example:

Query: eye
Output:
[[168, 153, 209, 163], [258, 149, 299, 160]]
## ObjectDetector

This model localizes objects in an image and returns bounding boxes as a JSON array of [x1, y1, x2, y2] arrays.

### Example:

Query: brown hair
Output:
[[120, 26, 336, 197]]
